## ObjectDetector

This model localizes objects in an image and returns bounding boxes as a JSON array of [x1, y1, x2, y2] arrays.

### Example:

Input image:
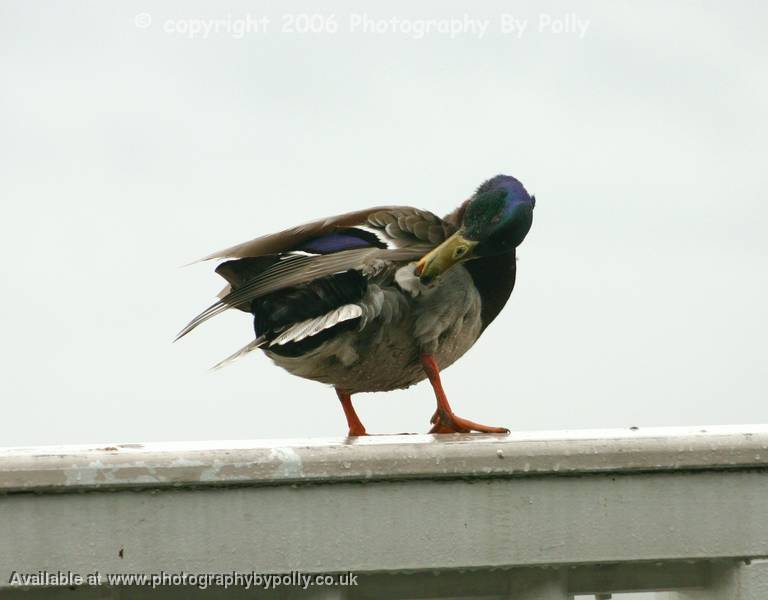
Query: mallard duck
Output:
[[177, 174, 535, 435]]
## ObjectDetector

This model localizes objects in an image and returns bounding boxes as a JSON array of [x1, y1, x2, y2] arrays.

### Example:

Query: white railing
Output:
[[1, 425, 767, 599]]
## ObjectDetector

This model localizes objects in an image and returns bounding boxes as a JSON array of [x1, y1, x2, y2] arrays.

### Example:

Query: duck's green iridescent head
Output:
[[416, 175, 535, 284]]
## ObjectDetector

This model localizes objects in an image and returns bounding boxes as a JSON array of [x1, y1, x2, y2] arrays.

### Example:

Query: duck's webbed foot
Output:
[[336, 388, 368, 437], [429, 408, 509, 434], [421, 354, 509, 435]]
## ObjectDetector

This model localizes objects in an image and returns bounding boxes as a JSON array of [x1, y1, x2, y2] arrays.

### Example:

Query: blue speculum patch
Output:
[[298, 228, 386, 254]]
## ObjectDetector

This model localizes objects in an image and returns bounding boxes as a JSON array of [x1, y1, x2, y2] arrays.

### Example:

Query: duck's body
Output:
[[178, 175, 533, 435], [267, 260, 483, 393]]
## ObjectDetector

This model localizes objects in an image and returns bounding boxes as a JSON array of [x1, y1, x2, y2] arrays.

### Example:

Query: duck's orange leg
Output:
[[336, 388, 368, 436], [420, 354, 509, 434]]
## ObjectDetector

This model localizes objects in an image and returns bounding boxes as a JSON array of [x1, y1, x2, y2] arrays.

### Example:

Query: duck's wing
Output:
[[197, 206, 448, 261], [176, 206, 455, 341]]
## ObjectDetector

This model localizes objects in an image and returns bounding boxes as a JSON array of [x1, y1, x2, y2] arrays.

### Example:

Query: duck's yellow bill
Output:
[[415, 232, 477, 284]]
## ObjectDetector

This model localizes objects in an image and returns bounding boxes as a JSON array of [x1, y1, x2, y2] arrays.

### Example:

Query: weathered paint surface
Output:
[[1, 427, 767, 598], [1, 426, 767, 492]]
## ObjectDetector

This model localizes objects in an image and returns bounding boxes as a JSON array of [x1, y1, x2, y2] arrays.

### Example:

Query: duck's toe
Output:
[[429, 408, 509, 435]]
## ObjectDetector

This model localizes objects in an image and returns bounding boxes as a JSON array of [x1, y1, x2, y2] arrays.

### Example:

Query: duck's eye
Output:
[[453, 245, 469, 260]]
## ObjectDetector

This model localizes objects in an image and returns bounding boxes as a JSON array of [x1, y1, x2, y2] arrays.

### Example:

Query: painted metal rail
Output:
[[1, 425, 767, 599]]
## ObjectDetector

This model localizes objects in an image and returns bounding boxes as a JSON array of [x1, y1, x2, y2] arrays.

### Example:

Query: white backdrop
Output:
[[1, 0, 766, 447]]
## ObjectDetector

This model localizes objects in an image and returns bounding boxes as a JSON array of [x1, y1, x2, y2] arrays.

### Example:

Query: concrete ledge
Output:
[[1, 425, 767, 493]]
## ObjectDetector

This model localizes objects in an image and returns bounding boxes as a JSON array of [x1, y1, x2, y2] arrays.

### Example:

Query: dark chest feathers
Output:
[[464, 249, 517, 333]]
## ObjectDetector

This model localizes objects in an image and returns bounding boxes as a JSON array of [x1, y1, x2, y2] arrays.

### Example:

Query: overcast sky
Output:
[[1, 0, 766, 448]]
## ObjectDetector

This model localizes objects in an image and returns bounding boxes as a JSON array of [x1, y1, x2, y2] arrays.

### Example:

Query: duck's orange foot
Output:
[[429, 408, 510, 434], [336, 388, 368, 437], [347, 424, 368, 437]]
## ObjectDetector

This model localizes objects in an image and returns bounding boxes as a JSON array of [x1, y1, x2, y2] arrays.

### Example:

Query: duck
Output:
[[176, 174, 535, 436]]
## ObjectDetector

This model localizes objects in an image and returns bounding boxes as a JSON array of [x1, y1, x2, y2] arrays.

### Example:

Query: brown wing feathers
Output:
[[175, 206, 453, 342]]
